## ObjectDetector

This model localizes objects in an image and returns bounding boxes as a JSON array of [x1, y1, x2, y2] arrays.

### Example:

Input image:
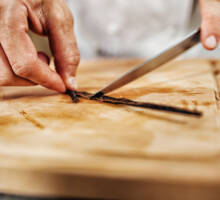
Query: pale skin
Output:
[[0, 0, 219, 92]]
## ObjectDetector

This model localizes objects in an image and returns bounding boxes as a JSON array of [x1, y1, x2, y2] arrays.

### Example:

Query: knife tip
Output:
[[90, 91, 104, 100]]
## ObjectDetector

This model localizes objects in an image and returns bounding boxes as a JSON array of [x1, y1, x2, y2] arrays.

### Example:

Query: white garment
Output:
[[67, 0, 194, 58]]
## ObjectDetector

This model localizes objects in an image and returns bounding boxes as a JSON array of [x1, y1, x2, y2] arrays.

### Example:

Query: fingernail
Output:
[[205, 35, 218, 49], [68, 77, 78, 90]]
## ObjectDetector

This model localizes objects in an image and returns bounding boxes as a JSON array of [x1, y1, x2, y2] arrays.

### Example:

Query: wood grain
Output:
[[0, 59, 220, 200]]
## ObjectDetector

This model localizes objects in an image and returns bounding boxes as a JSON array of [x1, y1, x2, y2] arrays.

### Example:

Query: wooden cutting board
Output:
[[0, 59, 220, 200]]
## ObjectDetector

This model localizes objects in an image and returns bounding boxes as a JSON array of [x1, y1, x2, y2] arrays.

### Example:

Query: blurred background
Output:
[[31, 0, 220, 59]]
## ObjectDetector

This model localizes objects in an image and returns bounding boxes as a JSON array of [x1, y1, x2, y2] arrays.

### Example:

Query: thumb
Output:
[[200, 0, 220, 50]]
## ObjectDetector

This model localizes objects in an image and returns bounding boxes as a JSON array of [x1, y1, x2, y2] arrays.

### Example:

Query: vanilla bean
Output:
[[66, 90, 80, 103], [66, 90, 202, 117]]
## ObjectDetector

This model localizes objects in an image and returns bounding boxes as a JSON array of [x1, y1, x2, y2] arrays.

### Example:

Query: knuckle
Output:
[[16, 22, 28, 32], [13, 64, 32, 77], [54, 9, 74, 28], [12, 56, 37, 78], [53, 12, 64, 23], [66, 54, 80, 66], [0, 6, 28, 34]]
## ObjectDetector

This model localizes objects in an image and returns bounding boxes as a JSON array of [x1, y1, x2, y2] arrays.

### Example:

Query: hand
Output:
[[0, 0, 80, 92], [200, 0, 220, 50]]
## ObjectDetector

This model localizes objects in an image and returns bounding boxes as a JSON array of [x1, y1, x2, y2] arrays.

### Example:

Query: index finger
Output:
[[46, 2, 80, 90]]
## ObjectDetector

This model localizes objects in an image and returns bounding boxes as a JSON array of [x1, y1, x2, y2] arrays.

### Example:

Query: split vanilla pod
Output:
[[66, 90, 202, 117]]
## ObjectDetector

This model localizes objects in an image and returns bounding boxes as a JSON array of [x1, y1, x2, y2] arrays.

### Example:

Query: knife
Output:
[[91, 28, 201, 99]]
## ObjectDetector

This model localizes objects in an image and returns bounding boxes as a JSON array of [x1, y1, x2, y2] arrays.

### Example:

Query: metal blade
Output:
[[91, 28, 200, 99]]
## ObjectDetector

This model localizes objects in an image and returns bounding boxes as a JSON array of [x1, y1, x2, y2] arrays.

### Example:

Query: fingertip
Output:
[[65, 76, 78, 91], [52, 73, 66, 93], [203, 35, 219, 50], [53, 78, 66, 93], [57, 83, 66, 93]]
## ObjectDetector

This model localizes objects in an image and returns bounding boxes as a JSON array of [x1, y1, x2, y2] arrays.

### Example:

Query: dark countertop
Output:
[[0, 195, 62, 200], [0, 195, 46, 200]]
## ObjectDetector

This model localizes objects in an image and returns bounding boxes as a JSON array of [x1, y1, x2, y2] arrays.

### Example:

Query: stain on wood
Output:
[[181, 100, 189, 107], [20, 110, 44, 129], [209, 60, 218, 69], [113, 87, 203, 99], [214, 70, 220, 76], [0, 116, 19, 126]]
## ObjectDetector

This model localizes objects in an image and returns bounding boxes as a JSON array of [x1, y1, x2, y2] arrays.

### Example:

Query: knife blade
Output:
[[91, 28, 201, 99]]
